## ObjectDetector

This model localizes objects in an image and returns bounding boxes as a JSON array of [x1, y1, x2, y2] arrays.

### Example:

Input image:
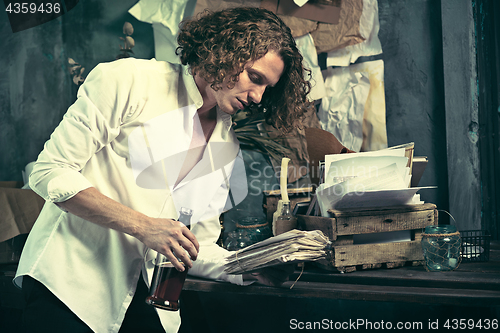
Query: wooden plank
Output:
[[328, 203, 436, 218], [414, 230, 424, 242], [331, 235, 353, 246], [297, 215, 336, 240], [335, 209, 435, 236], [264, 187, 313, 196], [300, 259, 500, 291], [385, 261, 406, 269], [183, 277, 500, 306], [332, 241, 424, 267]]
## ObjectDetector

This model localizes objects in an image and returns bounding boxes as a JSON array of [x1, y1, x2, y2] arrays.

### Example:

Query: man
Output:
[[15, 7, 311, 333]]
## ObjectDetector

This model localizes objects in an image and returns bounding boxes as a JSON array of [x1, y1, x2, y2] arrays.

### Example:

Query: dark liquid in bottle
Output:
[[145, 262, 188, 311]]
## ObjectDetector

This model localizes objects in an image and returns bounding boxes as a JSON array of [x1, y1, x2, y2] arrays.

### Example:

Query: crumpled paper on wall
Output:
[[262, 0, 364, 54], [129, 0, 198, 64], [309, 0, 365, 53], [295, 33, 326, 101], [318, 59, 387, 152], [129, 0, 190, 35], [326, 0, 382, 66], [359, 60, 387, 152]]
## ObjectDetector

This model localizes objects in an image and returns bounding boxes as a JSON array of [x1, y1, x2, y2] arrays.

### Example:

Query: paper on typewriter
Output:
[[224, 229, 330, 274]]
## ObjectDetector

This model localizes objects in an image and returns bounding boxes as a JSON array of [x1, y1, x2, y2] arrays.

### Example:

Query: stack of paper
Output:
[[316, 143, 434, 214], [224, 229, 330, 274]]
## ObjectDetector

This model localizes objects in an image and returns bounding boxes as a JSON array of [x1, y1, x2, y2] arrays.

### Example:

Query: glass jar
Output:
[[235, 216, 272, 245], [421, 225, 461, 271], [224, 229, 254, 250]]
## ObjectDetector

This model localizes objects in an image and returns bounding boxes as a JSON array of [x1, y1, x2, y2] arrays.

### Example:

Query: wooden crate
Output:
[[297, 203, 437, 272]]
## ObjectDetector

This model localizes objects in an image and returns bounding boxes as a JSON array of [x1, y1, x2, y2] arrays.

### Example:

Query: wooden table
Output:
[[184, 242, 500, 307], [179, 242, 500, 332]]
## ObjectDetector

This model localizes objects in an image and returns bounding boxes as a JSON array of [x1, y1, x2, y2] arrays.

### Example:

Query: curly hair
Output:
[[176, 7, 312, 132]]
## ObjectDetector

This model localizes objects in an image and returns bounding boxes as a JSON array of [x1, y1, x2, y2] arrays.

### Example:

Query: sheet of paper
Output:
[[326, 187, 435, 211], [326, 0, 382, 66], [317, 163, 412, 214], [324, 147, 406, 182], [325, 155, 409, 186], [294, 0, 309, 7]]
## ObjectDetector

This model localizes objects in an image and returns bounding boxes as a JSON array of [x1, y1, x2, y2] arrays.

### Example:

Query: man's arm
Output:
[[56, 187, 199, 271]]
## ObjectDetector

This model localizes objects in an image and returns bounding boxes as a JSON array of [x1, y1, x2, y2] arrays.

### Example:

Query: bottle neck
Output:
[[280, 202, 292, 216], [178, 207, 193, 226]]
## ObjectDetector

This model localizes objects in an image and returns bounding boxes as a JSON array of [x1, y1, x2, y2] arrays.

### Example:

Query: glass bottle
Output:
[[145, 207, 193, 311], [421, 225, 461, 271], [274, 201, 297, 236]]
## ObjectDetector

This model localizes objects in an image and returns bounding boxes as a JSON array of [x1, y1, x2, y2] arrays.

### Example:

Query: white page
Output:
[[325, 155, 409, 186], [332, 186, 435, 210], [324, 147, 406, 182], [317, 163, 408, 215]]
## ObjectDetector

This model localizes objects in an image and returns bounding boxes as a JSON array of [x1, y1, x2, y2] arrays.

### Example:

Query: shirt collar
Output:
[[181, 65, 204, 110], [182, 65, 234, 138]]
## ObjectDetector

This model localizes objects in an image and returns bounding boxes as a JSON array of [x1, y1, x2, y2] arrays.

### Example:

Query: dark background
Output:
[[1, 0, 498, 237], [1, 0, 499, 331]]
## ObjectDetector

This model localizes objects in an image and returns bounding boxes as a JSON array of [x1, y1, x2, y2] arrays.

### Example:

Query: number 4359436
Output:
[[444, 319, 498, 330], [5, 2, 61, 14]]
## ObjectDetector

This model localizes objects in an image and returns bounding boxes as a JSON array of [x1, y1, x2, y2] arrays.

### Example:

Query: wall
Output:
[[0, 1, 492, 332], [379, 0, 449, 214], [0, 0, 154, 182], [0, 0, 478, 229]]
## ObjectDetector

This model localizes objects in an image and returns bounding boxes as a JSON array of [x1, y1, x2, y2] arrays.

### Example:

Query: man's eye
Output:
[[249, 73, 262, 84]]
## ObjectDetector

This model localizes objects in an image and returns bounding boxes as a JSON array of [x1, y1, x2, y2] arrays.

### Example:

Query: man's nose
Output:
[[249, 85, 266, 104]]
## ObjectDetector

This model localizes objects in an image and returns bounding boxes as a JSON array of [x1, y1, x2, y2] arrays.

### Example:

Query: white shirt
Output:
[[15, 58, 246, 333]]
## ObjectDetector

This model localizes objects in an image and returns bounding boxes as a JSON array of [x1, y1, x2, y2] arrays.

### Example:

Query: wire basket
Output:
[[460, 230, 491, 262]]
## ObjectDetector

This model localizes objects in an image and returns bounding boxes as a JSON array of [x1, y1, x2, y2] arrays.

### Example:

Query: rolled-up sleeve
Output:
[[29, 59, 142, 202]]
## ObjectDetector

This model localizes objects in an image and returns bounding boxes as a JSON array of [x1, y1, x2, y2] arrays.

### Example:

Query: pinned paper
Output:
[[295, 33, 326, 101], [326, 0, 382, 66], [294, 0, 309, 7], [318, 59, 387, 152]]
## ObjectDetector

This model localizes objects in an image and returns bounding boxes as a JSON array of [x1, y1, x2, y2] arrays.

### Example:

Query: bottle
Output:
[[274, 201, 297, 236], [145, 207, 193, 311]]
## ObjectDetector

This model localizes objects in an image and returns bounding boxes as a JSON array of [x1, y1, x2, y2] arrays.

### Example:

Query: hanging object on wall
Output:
[[67, 58, 85, 86], [129, 0, 194, 64], [326, 0, 382, 66], [261, 0, 341, 25], [318, 59, 387, 152], [117, 22, 135, 59], [295, 33, 326, 102]]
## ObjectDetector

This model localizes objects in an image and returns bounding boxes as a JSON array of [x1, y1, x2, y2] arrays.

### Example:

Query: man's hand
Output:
[[139, 218, 199, 272], [242, 264, 296, 287]]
